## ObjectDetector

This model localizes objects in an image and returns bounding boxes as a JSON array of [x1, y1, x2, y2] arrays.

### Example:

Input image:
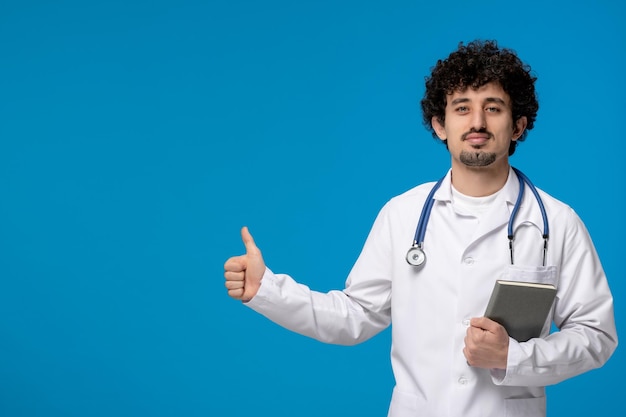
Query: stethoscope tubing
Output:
[[408, 167, 549, 267], [511, 167, 549, 266], [511, 167, 549, 238], [412, 176, 445, 248]]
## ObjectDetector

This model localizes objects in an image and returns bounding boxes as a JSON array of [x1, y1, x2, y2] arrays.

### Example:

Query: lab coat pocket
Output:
[[387, 387, 422, 416], [504, 396, 546, 417], [503, 265, 557, 287]]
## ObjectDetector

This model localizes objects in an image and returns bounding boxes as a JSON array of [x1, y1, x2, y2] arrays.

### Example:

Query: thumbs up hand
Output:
[[223, 227, 266, 301]]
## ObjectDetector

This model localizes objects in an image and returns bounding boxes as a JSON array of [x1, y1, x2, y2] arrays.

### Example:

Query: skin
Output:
[[225, 82, 528, 370], [223, 227, 264, 302], [432, 81, 528, 369], [431, 82, 527, 197]]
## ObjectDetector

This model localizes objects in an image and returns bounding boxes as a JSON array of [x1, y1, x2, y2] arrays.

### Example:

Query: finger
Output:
[[224, 256, 246, 273], [241, 226, 260, 255], [465, 329, 478, 346], [470, 317, 500, 332], [225, 280, 244, 290], [224, 271, 245, 282], [463, 346, 471, 362], [228, 288, 244, 299], [463, 346, 476, 366]]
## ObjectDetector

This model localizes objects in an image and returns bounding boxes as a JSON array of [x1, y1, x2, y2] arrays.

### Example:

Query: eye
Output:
[[455, 106, 469, 114], [485, 106, 501, 113]]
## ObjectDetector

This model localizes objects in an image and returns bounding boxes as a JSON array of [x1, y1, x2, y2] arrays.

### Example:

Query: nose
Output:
[[470, 109, 486, 131]]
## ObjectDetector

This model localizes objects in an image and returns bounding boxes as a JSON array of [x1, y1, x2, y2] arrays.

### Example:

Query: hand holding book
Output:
[[484, 280, 557, 342]]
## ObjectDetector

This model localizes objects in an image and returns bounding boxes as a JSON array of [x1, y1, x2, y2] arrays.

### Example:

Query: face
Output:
[[431, 82, 527, 172]]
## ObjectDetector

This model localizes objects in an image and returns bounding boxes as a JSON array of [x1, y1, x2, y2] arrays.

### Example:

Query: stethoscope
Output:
[[406, 167, 549, 268]]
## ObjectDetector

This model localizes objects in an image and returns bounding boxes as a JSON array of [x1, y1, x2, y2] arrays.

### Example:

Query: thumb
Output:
[[239, 226, 265, 302], [241, 226, 260, 255], [471, 317, 501, 333]]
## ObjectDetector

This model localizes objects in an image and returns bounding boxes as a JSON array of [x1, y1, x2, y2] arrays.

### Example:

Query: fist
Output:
[[223, 227, 266, 301], [463, 317, 509, 369]]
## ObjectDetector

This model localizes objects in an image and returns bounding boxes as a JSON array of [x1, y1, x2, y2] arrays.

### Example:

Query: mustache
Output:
[[461, 128, 493, 141]]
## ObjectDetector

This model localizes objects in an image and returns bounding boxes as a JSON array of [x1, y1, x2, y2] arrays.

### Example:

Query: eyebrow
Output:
[[450, 97, 508, 105]]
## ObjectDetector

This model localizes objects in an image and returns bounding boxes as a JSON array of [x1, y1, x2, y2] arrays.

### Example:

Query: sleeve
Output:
[[243, 204, 394, 346], [492, 208, 618, 386]]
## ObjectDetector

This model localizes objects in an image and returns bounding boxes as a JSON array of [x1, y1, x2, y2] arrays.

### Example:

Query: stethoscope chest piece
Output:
[[406, 245, 426, 267]]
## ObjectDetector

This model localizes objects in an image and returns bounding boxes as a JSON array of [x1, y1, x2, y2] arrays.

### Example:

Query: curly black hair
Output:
[[420, 40, 538, 156]]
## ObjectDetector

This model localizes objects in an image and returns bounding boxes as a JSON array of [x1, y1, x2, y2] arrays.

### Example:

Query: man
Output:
[[223, 40, 617, 417]]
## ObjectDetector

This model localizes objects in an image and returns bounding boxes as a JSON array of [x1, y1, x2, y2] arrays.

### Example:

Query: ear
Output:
[[431, 116, 447, 141], [512, 116, 528, 141]]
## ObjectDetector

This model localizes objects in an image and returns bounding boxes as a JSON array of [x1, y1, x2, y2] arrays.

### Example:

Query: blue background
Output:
[[1, 1, 624, 416]]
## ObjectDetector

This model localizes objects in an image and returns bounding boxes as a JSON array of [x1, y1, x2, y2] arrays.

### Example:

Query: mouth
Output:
[[462, 131, 491, 146]]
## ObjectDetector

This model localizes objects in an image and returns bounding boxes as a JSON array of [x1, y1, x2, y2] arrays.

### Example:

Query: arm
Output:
[[492, 209, 618, 386], [244, 268, 390, 345], [223, 217, 393, 345]]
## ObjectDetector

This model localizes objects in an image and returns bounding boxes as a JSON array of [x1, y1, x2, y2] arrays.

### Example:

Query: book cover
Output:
[[484, 280, 557, 342]]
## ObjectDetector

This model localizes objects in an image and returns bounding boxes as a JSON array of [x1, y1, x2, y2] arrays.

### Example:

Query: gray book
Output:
[[484, 280, 557, 342]]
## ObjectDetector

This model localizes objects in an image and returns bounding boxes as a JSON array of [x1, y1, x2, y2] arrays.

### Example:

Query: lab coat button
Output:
[[462, 319, 470, 327], [458, 376, 468, 385], [463, 257, 474, 265]]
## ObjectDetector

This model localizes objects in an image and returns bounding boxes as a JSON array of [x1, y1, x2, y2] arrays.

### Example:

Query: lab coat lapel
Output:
[[469, 198, 510, 244]]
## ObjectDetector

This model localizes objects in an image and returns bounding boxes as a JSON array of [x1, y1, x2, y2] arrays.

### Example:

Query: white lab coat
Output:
[[245, 168, 617, 417]]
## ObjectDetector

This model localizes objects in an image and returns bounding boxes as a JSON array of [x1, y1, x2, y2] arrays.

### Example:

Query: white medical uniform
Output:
[[245, 168, 617, 417]]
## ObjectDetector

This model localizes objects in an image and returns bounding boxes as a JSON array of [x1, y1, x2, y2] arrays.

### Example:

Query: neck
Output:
[[450, 161, 510, 197]]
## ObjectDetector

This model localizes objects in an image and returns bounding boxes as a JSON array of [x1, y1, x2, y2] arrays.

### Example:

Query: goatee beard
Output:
[[460, 150, 497, 167]]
